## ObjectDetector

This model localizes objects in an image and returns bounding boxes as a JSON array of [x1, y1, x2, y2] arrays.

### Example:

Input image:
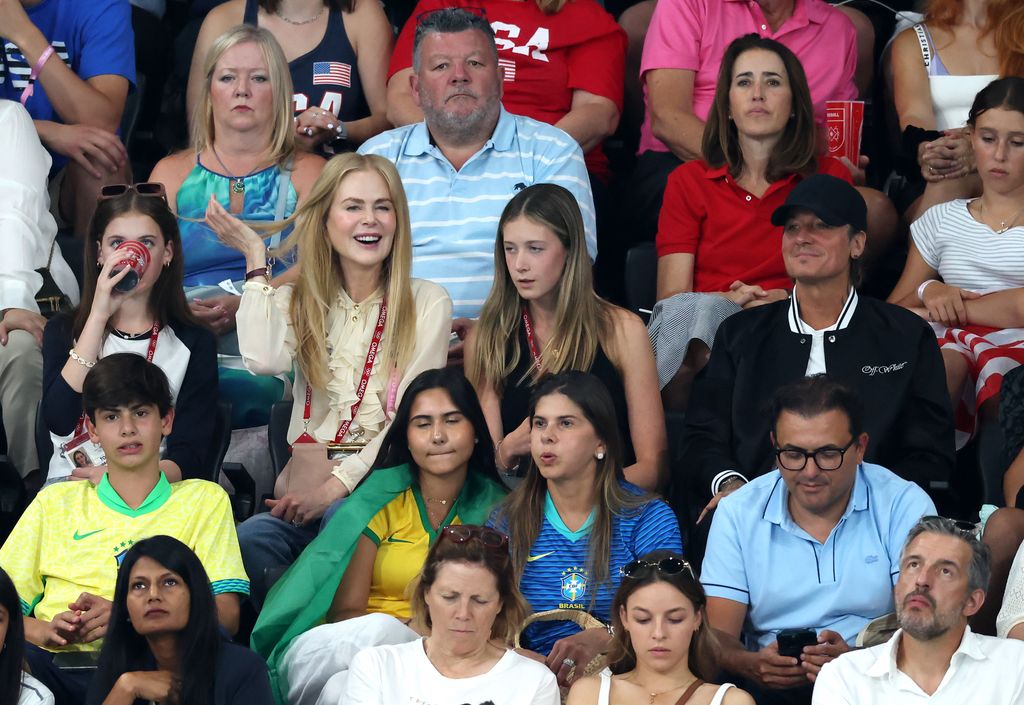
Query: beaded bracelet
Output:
[[69, 348, 96, 368]]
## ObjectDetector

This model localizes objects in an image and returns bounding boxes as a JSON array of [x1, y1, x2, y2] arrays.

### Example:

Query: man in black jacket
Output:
[[683, 175, 954, 524]]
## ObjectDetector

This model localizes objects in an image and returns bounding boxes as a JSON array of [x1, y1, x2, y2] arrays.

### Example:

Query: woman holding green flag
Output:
[[251, 368, 507, 704]]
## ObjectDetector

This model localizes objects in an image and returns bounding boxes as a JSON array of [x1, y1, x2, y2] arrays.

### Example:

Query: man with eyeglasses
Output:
[[812, 516, 1024, 703], [700, 375, 934, 705]]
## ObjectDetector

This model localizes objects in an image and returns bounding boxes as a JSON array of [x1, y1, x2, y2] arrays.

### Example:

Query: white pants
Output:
[[281, 612, 418, 705]]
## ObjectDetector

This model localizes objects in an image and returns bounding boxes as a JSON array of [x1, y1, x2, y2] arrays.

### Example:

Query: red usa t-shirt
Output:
[[390, 0, 626, 180]]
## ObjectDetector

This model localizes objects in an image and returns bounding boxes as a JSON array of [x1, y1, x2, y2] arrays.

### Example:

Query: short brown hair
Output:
[[409, 526, 529, 642], [702, 34, 817, 182]]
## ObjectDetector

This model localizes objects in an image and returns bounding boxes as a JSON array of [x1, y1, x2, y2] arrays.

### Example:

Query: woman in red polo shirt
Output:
[[650, 34, 853, 412]]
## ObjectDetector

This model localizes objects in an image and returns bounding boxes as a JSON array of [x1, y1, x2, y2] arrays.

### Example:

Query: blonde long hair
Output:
[[191, 25, 295, 165], [279, 153, 416, 389], [467, 184, 615, 395]]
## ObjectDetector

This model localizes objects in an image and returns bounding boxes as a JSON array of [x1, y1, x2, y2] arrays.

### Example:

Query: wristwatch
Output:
[[719, 476, 747, 493]]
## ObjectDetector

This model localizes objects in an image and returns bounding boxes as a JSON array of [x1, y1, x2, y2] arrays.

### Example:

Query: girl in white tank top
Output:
[[565, 551, 752, 705]]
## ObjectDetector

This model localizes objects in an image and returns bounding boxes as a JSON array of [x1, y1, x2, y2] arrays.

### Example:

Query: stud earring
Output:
[[596, 452, 605, 460]]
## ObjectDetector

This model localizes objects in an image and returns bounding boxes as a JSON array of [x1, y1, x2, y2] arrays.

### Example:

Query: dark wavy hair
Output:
[[0, 568, 25, 705], [92, 536, 220, 705], [82, 353, 174, 423], [702, 34, 817, 182], [73, 191, 205, 339], [369, 367, 502, 487], [607, 550, 719, 680]]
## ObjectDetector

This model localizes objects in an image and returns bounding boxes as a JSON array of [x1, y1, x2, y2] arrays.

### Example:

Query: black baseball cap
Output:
[[770, 174, 867, 232]]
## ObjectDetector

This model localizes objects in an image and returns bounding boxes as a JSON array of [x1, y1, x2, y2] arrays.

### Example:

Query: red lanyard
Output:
[[301, 300, 387, 444], [522, 307, 542, 370], [73, 323, 161, 437]]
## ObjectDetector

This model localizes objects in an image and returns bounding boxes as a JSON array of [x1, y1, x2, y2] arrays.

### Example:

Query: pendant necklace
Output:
[[979, 200, 1024, 234], [211, 145, 261, 195], [629, 676, 697, 705]]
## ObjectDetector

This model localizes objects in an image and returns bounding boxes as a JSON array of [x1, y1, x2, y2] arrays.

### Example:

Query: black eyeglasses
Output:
[[439, 525, 509, 551], [99, 182, 168, 203], [621, 556, 695, 580], [774, 438, 856, 472], [416, 6, 487, 25], [920, 515, 980, 539]]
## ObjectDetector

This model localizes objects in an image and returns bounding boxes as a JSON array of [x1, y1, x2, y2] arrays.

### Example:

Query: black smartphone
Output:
[[777, 628, 817, 658], [52, 650, 100, 671]]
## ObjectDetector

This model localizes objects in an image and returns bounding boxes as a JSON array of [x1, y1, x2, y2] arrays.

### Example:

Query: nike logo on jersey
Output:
[[386, 537, 413, 544], [527, 551, 555, 562], [73, 528, 105, 540]]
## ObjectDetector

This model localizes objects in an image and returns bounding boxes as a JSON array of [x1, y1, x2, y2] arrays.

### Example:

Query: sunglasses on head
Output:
[[439, 525, 509, 551], [921, 515, 981, 539], [620, 556, 695, 580], [98, 182, 168, 203]]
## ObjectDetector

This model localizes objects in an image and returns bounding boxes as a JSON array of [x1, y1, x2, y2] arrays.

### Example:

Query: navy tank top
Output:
[[499, 323, 636, 466], [243, 0, 368, 126]]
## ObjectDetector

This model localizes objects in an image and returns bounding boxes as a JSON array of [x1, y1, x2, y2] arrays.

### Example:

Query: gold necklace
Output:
[[979, 200, 1024, 234], [629, 676, 698, 704], [276, 5, 325, 25]]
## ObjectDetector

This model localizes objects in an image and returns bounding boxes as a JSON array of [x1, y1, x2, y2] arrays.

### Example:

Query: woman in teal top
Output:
[[150, 25, 324, 426], [252, 367, 507, 705]]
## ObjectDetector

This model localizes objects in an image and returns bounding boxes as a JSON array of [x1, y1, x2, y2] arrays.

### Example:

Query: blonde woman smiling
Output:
[[205, 152, 452, 604]]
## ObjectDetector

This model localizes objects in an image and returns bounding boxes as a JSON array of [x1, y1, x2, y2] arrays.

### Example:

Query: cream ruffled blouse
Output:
[[236, 278, 452, 491]]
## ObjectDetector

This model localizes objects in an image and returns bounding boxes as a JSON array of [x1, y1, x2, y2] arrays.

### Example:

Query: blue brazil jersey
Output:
[[491, 483, 683, 654]]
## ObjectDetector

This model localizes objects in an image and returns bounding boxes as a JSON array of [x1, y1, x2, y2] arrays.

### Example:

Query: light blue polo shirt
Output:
[[359, 108, 596, 319], [701, 462, 935, 650]]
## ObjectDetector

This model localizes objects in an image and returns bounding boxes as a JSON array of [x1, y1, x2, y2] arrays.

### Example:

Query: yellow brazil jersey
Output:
[[0, 473, 249, 652], [362, 486, 461, 621]]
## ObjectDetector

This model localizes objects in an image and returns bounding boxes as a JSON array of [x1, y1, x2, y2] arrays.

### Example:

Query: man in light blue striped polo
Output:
[[359, 7, 596, 354]]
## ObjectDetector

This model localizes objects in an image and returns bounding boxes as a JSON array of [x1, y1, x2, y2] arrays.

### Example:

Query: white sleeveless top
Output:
[[912, 23, 998, 131], [596, 669, 735, 705]]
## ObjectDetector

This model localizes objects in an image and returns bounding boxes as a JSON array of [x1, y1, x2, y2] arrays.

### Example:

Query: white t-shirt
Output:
[[19, 672, 55, 705], [911, 199, 1024, 292], [344, 638, 559, 705]]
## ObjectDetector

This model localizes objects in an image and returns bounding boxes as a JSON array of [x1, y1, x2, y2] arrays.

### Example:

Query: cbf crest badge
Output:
[[560, 566, 588, 603]]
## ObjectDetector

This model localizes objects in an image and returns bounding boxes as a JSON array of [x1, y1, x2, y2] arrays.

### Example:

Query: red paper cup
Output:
[[112, 240, 151, 292], [825, 100, 865, 164]]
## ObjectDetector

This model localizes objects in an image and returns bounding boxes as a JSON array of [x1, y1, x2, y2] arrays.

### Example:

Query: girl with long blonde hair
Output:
[[205, 152, 452, 604], [465, 184, 664, 491]]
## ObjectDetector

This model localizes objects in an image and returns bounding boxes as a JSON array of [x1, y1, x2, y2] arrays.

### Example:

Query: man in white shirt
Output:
[[812, 515, 1024, 703], [0, 100, 79, 487]]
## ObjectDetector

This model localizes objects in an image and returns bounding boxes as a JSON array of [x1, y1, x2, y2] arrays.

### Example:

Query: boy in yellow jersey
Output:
[[0, 353, 248, 705]]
